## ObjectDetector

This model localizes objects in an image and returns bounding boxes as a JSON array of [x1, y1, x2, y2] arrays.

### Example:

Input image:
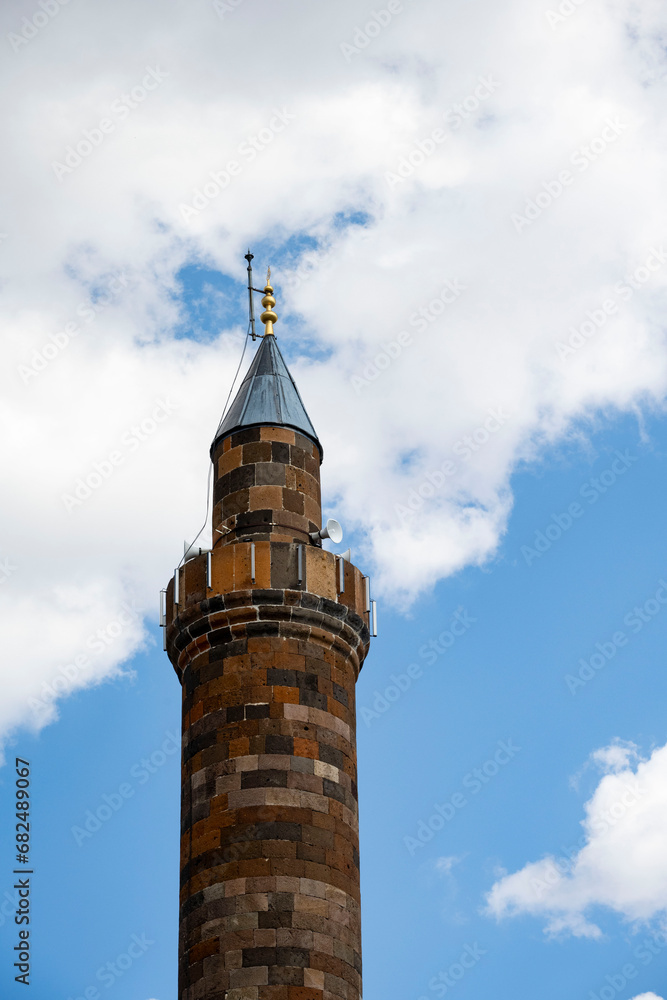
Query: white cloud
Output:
[[630, 994, 665, 1000], [486, 741, 667, 937], [2, 0, 667, 750]]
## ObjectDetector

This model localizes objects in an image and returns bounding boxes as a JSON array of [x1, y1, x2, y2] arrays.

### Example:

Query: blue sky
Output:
[[2, 1, 667, 998], [3, 304, 667, 998]]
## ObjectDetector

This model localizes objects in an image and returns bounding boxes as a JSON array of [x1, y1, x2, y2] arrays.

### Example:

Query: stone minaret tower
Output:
[[164, 270, 372, 1000]]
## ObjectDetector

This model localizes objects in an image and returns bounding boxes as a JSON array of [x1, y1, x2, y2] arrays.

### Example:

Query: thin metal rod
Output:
[[174, 569, 179, 606], [206, 550, 212, 589], [250, 542, 256, 584], [371, 600, 378, 637], [338, 557, 345, 594], [159, 590, 166, 627], [364, 577, 371, 613], [245, 250, 257, 341], [297, 544, 304, 585]]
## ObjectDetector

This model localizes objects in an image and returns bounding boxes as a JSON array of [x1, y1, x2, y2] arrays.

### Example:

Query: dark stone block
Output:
[[230, 463, 256, 492], [320, 598, 347, 621], [264, 734, 294, 755], [189, 617, 210, 640], [332, 682, 349, 707], [231, 427, 261, 448], [243, 947, 277, 967], [258, 910, 293, 929], [297, 673, 319, 692], [319, 745, 344, 769], [246, 621, 280, 638], [268, 892, 295, 911], [255, 462, 286, 487], [323, 778, 346, 804], [252, 589, 284, 605], [241, 770, 288, 789], [289, 446, 306, 470], [245, 703, 270, 720], [236, 509, 273, 529], [276, 947, 309, 968], [268, 966, 305, 985], [299, 690, 327, 711], [267, 668, 296, 687], [226, 704, 244, 723], [271, 441, 290, 465], [209, 626, 233, 647]]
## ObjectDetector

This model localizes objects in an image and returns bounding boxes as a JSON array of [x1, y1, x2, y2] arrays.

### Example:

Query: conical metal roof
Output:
[[211, 334, 322, 458]]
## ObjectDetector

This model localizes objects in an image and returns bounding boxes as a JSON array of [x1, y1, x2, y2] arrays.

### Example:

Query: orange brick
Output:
[[218, 446, 243, 477], [260, 426, 295, 445], [228, 738, 250, 758], [294, 738, 319, 759], [273, 686, 300, 704]]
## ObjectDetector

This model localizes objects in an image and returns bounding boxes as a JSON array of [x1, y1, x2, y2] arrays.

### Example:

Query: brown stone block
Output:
[[304, 549, 336, 602], [273, 686, 300, 704], [189, 937, 220, 964], [261, 427, 295, 445], [304, 495, 321, 526], [238, 858, 272, 878], [229, 738, 251, 758], [282, 489, 305, 515], [250, 485, 283, 511], [219, 446, 244, 478], [259, 988, 289, 1000], [244, 441, 273, 464], [211, 544, 235, 593], [248, 637, 272, 654], [224, 489, 251, 518], [287, 989, 323, 1000], [254, 541, 272, 588]]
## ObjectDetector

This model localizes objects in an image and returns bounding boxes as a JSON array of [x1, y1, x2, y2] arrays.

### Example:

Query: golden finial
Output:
[[260, 266, 277, 337]]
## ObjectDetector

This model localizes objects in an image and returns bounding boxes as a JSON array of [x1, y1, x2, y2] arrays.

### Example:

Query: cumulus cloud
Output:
[[486, 741, 667, 937], [630, 994, 665, 1000], [2, 0, 667, 750]]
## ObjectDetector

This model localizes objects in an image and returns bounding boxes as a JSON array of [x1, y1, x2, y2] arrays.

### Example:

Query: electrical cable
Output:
[[177, 321, 253, 570]]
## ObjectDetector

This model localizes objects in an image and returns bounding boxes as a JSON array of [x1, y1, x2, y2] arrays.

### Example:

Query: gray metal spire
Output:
[[211, 332, 322, 458]]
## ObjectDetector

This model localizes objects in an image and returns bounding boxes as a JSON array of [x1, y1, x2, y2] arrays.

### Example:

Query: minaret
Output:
[[164, 269, 371, 1000]]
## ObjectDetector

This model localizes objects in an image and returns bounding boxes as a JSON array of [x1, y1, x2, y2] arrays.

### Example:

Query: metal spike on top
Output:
[[260, 266, 278, 337]]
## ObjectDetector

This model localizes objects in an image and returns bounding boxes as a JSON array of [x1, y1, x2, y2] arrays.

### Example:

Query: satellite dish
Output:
[[309, 518, 343, 545]]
